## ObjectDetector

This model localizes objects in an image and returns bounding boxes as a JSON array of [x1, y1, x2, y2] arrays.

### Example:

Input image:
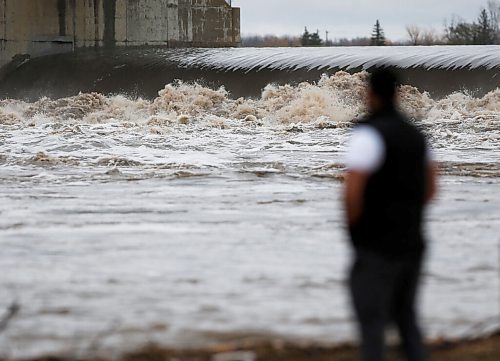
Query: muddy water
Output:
[[0, 72, 499, 358]]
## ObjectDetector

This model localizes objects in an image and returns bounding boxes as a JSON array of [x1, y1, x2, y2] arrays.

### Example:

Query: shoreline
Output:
[[13, 331, 500, 361]]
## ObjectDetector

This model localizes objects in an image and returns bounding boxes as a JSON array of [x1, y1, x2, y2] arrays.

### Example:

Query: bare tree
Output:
[[487, 0, 500, 42], [445, 15, 477, 44], [476, 8, 496, 44], [421, 28, 442, 45], [406, 24, 422, 45], [488, 0, 500, 27]]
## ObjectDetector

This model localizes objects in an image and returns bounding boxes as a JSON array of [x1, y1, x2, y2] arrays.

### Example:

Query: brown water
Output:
[[0, 71, 499, 359]]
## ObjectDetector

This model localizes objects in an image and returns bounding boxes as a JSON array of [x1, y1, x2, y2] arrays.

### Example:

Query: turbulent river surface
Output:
[[0, 70, 499, 359]]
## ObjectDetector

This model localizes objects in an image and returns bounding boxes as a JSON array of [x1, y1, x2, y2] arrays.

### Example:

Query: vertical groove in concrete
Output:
[[125, 0, 128, 44], [3, 0, 6, 40], [103, 0, 116, 47], [0, 0, 5, 70], [166, 0, 169, 47], [57, 0, 66, 36], [94, 0, 99, 44], [71, 0, 76, 50]]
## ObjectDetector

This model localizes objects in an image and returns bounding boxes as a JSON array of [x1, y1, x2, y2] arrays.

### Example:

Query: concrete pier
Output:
[[0, 0, 240, 69]]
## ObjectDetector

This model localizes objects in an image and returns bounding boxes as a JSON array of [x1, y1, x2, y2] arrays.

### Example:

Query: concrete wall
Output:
[[0, 0, 240, 68]]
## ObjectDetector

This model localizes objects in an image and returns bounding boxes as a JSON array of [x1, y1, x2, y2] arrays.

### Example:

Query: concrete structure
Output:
[[0, 0, 240, 69]]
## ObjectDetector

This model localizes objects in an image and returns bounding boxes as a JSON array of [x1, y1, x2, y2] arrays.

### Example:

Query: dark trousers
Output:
[[349, 250, 428, 361]]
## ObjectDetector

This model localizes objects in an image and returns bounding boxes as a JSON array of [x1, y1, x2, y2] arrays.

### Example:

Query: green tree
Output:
[[301, 27, 311, 46], [371, 20, 386, 46], [301, 27, 323, 46], [310, 30, 323, 46]]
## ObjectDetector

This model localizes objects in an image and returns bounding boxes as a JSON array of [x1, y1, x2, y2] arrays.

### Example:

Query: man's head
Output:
[[367, 68, 399, 112]]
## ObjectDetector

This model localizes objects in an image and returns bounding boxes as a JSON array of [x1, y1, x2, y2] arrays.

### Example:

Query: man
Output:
[[344, 69, 437, 361]]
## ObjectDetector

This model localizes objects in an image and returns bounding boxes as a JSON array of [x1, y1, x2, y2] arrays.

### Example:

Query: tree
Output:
[[445, 16, 477, 44], [406, 24, 422, 45], [488, 0, 500, 43], [301, 27, 323, 46], [310, 30, 323, 46], [445, 3, 498, 45], [421, 28, 442, 45], [371, 20, 386, 46], [301, 27, 311, 46], [476, 8, 496, 44]]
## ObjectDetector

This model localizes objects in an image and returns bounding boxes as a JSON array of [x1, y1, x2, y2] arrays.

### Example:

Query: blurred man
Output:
[[344, 69, 437, 361]]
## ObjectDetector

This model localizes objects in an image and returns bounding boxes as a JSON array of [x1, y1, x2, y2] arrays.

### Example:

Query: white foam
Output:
[[0, 72, 498, 169]]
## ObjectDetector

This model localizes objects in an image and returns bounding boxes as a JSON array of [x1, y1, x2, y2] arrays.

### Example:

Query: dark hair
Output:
[[369, 68, 399, 104]]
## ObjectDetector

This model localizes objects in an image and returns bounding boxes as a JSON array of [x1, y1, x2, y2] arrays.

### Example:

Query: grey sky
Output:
[[231, 0, 489, 41]]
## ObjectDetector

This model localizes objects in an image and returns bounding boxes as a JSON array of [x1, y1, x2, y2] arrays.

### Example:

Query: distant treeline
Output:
[[241, 0, 499, 47], [241, 35, 302, 47]]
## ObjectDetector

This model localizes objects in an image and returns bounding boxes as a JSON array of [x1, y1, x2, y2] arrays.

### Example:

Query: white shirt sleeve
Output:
[[345, 125, 386, 173]]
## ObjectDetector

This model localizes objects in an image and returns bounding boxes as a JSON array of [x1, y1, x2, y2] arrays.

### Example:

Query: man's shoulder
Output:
[[354, 110, 424, 138], [356, 110, 399, 128], [372, 110, 422, 133], [372, 109, 407, 123]]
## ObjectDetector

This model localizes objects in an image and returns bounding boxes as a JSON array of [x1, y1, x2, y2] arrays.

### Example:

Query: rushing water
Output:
[[0, 71, 499, 359], [1, 46, 499, 100]]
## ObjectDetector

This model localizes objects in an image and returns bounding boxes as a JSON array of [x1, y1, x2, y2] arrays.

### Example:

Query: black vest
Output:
[[349, 107, 428, 258]]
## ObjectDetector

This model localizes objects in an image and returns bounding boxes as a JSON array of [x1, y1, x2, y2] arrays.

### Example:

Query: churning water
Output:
[[0, 65, 499, 358]]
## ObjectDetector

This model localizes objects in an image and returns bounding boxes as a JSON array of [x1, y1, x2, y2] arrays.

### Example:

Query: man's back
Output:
[[349, 108, 428, 258]]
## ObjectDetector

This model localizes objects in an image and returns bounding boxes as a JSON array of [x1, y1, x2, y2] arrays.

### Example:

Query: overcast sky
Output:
[[231, 0, 489, 41]]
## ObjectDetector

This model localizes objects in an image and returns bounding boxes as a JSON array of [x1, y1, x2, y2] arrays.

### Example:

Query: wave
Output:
[[1, 71, 497, 128], [172, 46, 500, 72]]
